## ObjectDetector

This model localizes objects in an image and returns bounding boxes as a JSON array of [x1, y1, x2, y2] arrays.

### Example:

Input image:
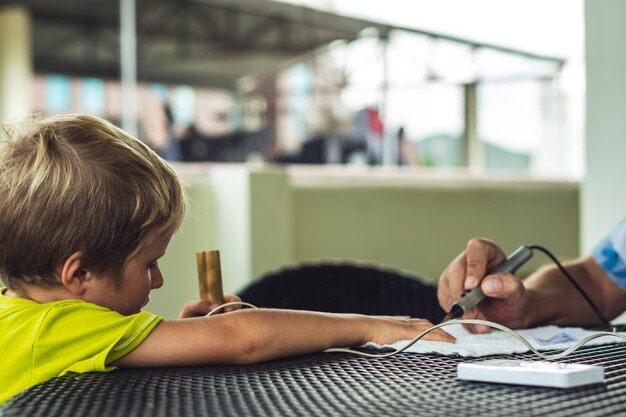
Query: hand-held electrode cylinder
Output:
[[196, 250, 225, 305]]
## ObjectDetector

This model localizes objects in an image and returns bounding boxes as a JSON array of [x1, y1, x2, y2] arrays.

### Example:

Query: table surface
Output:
[[3, 341, 626, 417]]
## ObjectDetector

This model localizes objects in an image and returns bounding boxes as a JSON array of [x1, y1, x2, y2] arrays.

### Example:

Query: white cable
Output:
[[325, 318, 626, 360], [206, 301, 258, 316], [204, 304, 626, 361]]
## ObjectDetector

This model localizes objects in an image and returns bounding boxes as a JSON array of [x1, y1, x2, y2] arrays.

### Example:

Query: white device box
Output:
[[457, 359, 605, 388]]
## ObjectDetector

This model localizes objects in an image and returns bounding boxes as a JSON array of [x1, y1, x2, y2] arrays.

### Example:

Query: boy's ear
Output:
[[58, 251, 93, 295]]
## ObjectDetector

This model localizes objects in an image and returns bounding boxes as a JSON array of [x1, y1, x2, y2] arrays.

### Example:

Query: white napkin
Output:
[[365, 324, 626, 357]]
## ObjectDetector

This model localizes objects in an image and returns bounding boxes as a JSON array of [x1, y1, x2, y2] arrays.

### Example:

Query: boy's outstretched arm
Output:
[[111, 309, 454, 367]]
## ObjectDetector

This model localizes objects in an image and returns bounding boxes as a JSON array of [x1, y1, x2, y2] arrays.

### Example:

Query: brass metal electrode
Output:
[[196, 250, 225, 305]]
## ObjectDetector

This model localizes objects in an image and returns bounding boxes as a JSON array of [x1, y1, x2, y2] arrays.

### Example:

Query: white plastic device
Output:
[[457, 359, 605, 388]]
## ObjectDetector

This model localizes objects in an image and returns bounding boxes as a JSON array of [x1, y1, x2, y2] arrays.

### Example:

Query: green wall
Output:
[[292, 181, 579, 282]]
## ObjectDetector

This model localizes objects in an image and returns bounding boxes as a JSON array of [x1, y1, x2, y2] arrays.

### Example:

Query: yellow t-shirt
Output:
[[0, 288, 163, 405]]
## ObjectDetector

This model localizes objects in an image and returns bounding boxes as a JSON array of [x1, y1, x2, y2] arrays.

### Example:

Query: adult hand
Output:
[[178, 294, 242, 319], [437, 238, 530, 333]]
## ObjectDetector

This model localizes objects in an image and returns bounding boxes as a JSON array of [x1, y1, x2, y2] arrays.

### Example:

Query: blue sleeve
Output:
[[592, 217, 626, 292]]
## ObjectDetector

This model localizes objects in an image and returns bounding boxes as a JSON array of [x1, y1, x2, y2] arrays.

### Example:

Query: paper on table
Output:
[[364, 324, 626, 357]]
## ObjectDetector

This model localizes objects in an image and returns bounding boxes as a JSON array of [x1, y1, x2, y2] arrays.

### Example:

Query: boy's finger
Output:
[[413, 319, 456, 343], [198, 300, 218, 312], [224, 294, 242, 303], [220, 294, 243, 312], [425, 328, 456, 343], [179, 300, 216, 318]]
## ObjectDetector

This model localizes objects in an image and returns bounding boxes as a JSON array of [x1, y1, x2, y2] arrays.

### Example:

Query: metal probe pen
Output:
[[441, 245, 534, 323]]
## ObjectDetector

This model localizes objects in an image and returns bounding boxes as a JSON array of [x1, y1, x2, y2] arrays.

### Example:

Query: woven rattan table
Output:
[[2, 342, 626, 417]]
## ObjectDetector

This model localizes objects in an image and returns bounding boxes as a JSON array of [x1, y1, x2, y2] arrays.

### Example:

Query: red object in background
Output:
[[367, 107, 383, 136]]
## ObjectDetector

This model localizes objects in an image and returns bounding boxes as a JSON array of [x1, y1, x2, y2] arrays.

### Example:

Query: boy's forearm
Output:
[[221, 309, 372, 363], [115, 309, 375, 367]]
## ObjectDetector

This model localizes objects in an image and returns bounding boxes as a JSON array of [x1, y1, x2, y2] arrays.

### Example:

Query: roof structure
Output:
[[1, 0, 566, 89]]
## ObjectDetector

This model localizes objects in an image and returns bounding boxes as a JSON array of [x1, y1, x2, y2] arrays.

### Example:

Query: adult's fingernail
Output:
[[484, 278, 501, 294], [464, 275, 478, 289]]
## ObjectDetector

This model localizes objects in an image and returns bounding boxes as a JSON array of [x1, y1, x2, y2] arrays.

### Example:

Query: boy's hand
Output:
[[368, 317, 455, 345], [178, 294, 242, 319]]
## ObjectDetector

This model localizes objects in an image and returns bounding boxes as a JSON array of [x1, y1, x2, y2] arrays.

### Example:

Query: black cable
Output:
[[528, 245, 611, 328]]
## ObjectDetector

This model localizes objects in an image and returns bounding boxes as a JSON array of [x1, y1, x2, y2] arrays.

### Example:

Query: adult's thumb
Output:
[[481, 274, 522, 299]]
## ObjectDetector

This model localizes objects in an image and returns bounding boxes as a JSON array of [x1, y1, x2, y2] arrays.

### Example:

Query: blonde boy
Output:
[[0, 114, 453, 404]]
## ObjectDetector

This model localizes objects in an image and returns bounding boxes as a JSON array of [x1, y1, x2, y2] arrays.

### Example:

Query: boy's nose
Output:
[[152, 273, 164, 289]]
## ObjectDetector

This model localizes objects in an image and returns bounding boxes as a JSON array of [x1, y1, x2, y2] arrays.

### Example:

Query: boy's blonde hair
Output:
[[0, 114, 186, 290]]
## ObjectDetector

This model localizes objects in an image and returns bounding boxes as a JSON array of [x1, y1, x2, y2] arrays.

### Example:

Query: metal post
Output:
[[0, 6, 33, 127], [120, 0, 139, 137], [463, 82, 481, 169], [380, 32, 396, 166]]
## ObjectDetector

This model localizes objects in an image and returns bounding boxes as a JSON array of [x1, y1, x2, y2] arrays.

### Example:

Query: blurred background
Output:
[[0, 0, 582, 175], [1, 0, 624, 319]]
